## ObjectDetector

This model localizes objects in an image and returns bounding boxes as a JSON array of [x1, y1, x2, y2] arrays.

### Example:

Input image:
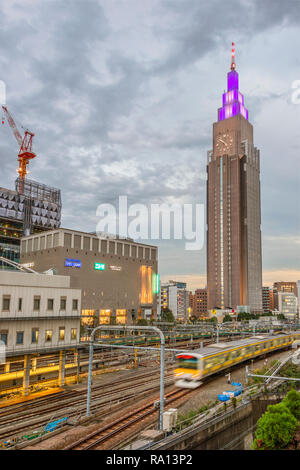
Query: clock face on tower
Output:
[[215, 132, 234, 155]]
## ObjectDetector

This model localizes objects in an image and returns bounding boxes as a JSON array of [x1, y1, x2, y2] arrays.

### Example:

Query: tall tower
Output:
[[207, 43, 262, 313]]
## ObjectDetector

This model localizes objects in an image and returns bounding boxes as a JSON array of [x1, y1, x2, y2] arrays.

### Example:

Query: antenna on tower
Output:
[[231, 42, 236, 71]]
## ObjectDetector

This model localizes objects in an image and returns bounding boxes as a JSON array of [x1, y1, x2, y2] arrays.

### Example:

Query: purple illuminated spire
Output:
[[218, 43, 248, 121]]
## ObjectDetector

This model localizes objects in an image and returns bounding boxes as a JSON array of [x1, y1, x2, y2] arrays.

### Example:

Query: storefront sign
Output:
[[65, 258, 81, 268], [95, 262, 105, 271]]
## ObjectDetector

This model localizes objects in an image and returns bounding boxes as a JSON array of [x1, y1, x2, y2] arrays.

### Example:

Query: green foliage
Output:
[[237, 312, 259, 321], [277, 314, 286, 320], [208, 316, 218, 323], [223, 314, 232, 323], [252, 403, 298, 450], [175, 402, 214, 431], [282, 389, 300, 420], [136, 318, 148, 326], [161, 308, 175, 323], [277, 363, 300, 392]]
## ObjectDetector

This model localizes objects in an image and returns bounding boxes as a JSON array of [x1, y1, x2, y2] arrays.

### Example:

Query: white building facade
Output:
[[160, 281, 189, 321], [0, 271, 81, 357], [277, 291, 298, 319]]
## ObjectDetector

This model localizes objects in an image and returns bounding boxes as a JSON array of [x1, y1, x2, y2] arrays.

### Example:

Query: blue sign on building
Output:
[[65, 258, 81, 268]]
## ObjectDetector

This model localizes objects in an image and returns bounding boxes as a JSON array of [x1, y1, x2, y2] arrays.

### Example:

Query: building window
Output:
[[47, 299, 54, 311], [31, 328, 39, 344], [59, 327, 65, 341], [33, 297, 40, 311], [2, 296, 10, 311], [16, 331, 24, 345], [71, 328, 77, 340], [60, 298, 66, 311], [18, 298, 22, 312], [45, 330, 53, 342], [0, 331, 8, 345], [72, 299, 78, 311]]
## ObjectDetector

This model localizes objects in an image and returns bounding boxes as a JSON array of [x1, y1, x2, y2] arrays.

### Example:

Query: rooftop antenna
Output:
[[231, 42, 236, 71]]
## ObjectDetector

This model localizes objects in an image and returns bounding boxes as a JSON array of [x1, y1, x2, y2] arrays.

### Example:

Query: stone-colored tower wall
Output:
[[207, 67, 262, 313]]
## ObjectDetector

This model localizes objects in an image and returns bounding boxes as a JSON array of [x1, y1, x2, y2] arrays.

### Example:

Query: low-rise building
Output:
[[20, 228, 159, 325], [0, 270, 81, 357]]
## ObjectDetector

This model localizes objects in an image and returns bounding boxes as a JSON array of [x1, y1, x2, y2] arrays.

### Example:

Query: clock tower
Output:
[[207, 43, 262, 313]]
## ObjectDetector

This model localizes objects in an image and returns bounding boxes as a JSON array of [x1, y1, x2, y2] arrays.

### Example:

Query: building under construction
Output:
[[0, 105, 62, 267], [0, 177, 61, 267]]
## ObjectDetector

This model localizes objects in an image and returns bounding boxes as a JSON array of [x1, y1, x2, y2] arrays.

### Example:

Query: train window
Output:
[[231, 350, 239, 358], [204, 356, 218, 368], [177, 355, 198, 370]]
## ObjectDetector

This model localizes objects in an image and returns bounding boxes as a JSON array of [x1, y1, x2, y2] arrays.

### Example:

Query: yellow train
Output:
[[174, 332, 300, 388]]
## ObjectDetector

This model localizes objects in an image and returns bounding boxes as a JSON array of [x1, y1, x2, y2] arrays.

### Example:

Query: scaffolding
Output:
[[15, 177, 61, 206]]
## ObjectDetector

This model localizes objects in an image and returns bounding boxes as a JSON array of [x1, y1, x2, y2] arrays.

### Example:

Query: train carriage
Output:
[[175, 332, 300, 388]]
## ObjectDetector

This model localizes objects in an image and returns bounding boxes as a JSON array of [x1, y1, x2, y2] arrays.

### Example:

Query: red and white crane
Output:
[[2, 105, 36, 192]]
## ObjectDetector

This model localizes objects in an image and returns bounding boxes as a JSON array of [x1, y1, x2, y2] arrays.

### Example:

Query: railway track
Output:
[[64, 388, 192, 450], [0, 367, 175, 441]]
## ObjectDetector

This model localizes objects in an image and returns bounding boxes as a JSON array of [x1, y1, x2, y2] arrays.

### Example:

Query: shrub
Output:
[[282, 389, 300, 420], [252, 403, 297, 450]]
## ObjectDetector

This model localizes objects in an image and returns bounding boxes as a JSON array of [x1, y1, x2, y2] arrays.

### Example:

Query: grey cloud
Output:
[[0, 0, 299, 286]]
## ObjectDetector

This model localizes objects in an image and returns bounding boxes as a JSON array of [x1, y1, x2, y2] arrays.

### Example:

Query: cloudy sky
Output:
[[0, 0, 299, 290]]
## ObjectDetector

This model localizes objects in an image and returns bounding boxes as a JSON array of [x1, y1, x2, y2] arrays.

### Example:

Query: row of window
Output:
[[0, 327, 78, 345], [2, 296, 79, 312]]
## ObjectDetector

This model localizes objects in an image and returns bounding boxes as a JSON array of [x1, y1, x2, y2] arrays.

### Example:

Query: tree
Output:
[[208, 316, 218, 323], [277, 314, 286, 321], [136, 318, 148, 326], [282, 389, 300, 420], [161, 307, 175, 323], [223, 314, 232, 323], [252, 403, 298, 450]]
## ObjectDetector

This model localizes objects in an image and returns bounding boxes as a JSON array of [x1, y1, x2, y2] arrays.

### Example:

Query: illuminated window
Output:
[[59, 327, 65, 341], [71, 328, 77, 340], [81, 309, 95, 326], [31, 328, 39, 344], [99, 309, 111, 325], [141, 266, 153, 304], [116, 309, 127, 325], [45, 330, 53, 342]]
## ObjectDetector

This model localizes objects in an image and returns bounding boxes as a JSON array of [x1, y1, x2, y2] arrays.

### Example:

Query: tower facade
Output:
[[207, 44, 262, 313]]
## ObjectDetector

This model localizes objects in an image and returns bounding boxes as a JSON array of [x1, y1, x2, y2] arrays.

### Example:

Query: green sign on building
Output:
[[94, 262, 105, 271]]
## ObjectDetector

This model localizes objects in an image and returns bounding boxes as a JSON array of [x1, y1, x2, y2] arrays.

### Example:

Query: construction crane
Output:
[[2, 105, 36, 193]]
